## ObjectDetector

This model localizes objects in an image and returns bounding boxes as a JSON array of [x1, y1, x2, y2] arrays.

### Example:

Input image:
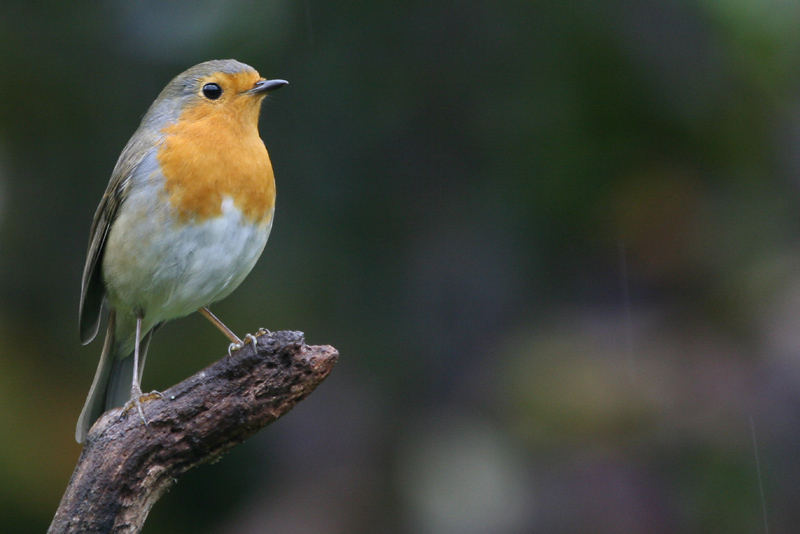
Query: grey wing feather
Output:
[[78, 131, 156, 344], [78, 186, 120, 344]]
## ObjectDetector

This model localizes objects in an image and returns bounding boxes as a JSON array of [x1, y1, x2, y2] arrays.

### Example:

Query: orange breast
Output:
[[156, 97, 275, 224]]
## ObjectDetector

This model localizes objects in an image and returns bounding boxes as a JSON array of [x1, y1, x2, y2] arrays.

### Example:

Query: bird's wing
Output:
[[79, 131, 157, 344]]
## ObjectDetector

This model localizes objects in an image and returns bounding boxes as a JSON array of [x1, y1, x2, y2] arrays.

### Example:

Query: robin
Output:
[[76, 59, 287, 443]]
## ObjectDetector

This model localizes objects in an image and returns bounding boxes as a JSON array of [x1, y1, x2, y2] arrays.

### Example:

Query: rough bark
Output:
[[49, 330, 338, 534]]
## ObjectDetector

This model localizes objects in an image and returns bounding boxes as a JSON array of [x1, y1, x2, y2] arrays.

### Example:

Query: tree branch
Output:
[[49, 330, 338, 534]]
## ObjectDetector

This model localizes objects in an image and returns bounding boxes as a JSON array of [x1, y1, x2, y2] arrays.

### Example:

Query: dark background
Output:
[[3, 1, 800, 532]]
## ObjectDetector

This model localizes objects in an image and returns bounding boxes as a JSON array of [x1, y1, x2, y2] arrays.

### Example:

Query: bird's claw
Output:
[[121, 390, 164, 427], [243, 333, 258, 349], [228, 342, 243, 356], [227, 329, 270, 356]]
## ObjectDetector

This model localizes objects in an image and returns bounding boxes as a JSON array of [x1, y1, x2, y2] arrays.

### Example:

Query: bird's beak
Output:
[[248, 79, 289, 95]]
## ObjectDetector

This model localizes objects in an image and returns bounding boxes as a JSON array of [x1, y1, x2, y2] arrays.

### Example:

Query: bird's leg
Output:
[[132, 314, 144, 399], [198, 307, 263, 355], [121, 315, 162, 425], [199, 307, 242, 345]]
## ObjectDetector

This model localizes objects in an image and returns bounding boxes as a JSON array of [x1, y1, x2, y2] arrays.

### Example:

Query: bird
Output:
[[76, 59, 287, 443]]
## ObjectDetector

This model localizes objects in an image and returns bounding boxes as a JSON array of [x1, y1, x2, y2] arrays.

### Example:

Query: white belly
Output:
[[103, 195, 273, 322]]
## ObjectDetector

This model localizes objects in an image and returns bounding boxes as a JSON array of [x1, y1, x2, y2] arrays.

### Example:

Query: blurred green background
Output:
[[3, 0, 800, 532]]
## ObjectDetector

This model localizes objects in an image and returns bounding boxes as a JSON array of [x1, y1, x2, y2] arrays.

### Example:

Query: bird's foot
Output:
[[227, 329, 271, 356], [121, 387, 164, 427]]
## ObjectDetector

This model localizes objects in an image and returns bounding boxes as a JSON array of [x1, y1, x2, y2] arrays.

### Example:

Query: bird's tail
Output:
[[75, 311, 153, 443]]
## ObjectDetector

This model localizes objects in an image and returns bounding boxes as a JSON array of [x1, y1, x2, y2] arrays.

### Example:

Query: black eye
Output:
[[202, 83, 222, 100]]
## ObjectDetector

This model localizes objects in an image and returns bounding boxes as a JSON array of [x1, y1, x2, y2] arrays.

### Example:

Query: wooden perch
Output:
[[49, 330, 338, 534]]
